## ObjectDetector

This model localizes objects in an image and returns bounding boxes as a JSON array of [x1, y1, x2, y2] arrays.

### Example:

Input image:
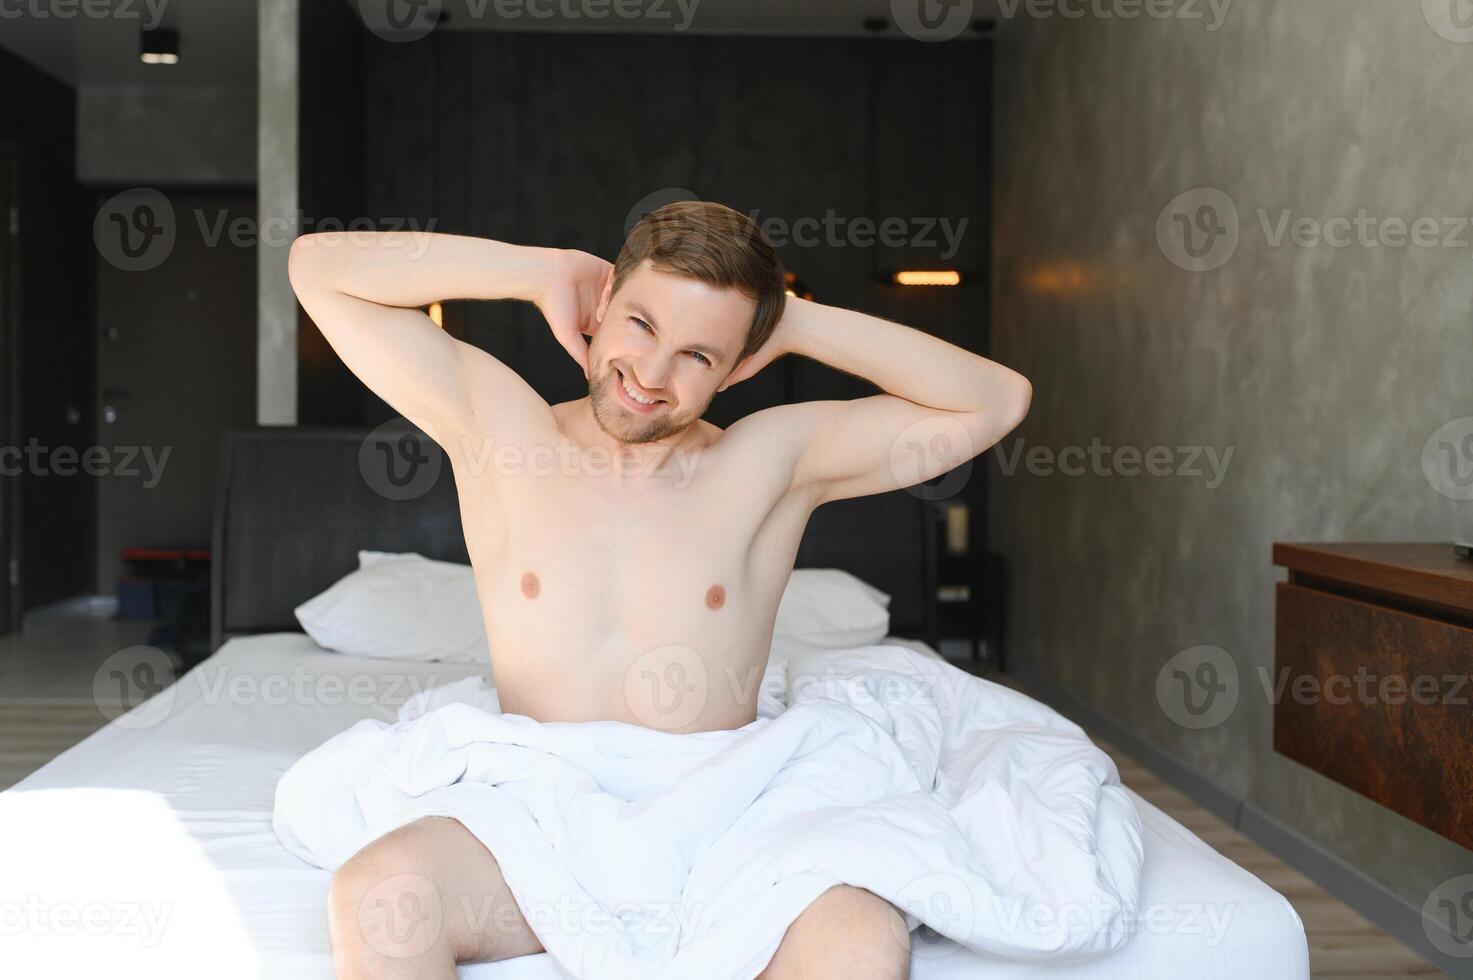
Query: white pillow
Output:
[[296, 557, 889, 663], [294, 551, 489, 664], [772, 568, 891, 651]]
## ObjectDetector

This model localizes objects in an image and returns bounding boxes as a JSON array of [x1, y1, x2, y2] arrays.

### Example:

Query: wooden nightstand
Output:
[[1272, 542, 1473, 849]]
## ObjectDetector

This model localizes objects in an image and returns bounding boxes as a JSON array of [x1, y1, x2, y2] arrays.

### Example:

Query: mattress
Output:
[[0, 633, 1308, 979]]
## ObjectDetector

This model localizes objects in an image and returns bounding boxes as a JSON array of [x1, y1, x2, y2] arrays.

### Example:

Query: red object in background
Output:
[[121, 547, 211, 563]]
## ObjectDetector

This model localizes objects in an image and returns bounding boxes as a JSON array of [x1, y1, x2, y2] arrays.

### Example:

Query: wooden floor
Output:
[[0, 704, 1448, 977], [0, 702, 109, 791], [1100, 738, 1448, 978]]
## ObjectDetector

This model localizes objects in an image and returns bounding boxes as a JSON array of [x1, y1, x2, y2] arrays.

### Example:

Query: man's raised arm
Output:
[[723, 297, 1032, 505], [287, 231, 610, 443]]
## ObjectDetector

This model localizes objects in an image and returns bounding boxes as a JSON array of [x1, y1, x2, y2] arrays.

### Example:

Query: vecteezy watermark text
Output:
[[991, 438, 1234, 488], [0, 0, 169, 27], [0, 441, 170, 488], [1158, 187, 1473, 272], [0, 896, 173, 946]]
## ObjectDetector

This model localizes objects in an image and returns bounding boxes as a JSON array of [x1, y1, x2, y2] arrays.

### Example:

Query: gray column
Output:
[[257, 0, 298, 425]]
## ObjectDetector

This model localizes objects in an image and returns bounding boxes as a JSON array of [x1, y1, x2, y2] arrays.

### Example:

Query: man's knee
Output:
[[328, 830, 451, 963], [763, 885, 911, 980], [326, 816, 539, 966], [817, 886, 911, 963]]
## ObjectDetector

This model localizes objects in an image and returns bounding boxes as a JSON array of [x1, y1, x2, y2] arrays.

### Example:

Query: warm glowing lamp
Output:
[[893, 270, 963, 286]]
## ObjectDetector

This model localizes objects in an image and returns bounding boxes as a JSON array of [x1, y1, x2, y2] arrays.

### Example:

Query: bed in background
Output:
[[0, 426, 1309, 979], [209, 426, 941, 653]]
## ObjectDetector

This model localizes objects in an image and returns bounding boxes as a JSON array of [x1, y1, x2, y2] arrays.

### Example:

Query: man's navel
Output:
[[705, 584, 726, 610], [521, 571, 540, 599]]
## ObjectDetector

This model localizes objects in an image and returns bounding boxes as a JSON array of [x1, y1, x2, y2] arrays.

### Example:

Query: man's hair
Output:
[[611, 201, 787, 367]]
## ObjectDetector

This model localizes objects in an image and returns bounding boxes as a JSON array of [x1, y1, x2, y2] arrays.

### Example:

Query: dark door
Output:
[[0, 144, 17, 632], [93, 192, 257, 594]]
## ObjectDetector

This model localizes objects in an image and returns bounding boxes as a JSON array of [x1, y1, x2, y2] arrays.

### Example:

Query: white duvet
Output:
[[272, 644, 1144, 979]]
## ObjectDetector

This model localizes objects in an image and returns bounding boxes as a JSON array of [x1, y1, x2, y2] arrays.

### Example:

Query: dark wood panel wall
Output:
[[298, 22, 992, 550], [297, 0, 369, 427]]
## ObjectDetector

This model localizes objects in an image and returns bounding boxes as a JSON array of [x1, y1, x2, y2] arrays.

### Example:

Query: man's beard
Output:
[[588, 362, 702, 444]]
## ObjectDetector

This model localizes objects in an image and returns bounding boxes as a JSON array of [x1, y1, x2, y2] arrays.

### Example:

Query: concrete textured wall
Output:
[[256, 0, 297, 425], [990, 0, 1472, 924]]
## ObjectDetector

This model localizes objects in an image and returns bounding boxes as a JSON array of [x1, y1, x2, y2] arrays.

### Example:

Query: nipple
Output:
[[705, 584, 726, 610], [521, 571, 540, 599]]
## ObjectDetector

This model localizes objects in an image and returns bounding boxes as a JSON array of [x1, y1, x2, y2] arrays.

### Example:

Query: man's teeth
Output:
[[621, 371, 661, 406]]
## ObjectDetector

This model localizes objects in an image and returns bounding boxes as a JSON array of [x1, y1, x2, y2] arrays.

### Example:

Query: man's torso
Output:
[[440, 399, 815, 732]]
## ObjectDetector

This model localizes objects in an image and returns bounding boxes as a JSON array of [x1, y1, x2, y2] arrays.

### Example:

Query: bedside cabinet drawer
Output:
[[1274, 580, 1473, 849]]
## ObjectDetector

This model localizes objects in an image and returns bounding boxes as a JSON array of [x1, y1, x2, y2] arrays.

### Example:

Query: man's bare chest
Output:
[[454, 456, 808, 623]]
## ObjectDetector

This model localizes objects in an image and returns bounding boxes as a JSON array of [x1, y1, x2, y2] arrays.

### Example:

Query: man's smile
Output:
[[614, 366, 668, 413]]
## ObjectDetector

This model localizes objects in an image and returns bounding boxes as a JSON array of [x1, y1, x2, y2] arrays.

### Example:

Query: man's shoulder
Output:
[[723, 401, 843, 441], [713, 402, 844, 469]]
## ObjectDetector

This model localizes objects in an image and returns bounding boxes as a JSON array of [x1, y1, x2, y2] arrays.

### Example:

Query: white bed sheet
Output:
[[0, 633, 1308, 979]]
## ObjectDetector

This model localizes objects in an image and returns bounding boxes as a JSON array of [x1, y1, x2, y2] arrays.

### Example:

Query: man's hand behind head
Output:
[[534, 249, 614, 380]]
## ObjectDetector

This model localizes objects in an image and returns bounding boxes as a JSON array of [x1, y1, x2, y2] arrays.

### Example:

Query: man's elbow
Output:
[[1000, 373, 1032, 433], [286, 234, 316, 291], [287, 232, 343, 291]]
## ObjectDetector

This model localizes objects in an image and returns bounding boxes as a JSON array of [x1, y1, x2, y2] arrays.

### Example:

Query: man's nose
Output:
[[632, 352, 672, 390]]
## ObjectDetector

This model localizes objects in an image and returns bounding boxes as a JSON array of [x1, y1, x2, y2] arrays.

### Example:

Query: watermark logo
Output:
[[1422, 417, 1473, 501], [359, 0, 441, 42], [992, 438, 1234, 488], [360, 420, 445, 501], [1422, 0, 1473, 43], [1156, 645, 1238, 729], [92, 645, 177, 729], [893, 873, 973, 958], [1423, 874, 1473, 959], [625, 187, 702, 238], [1161, 188, 1473, 272], [0, 440, 171, 487], [889, 414, 976, 501], [750, 209, 969, 259], [356, 871, 444, 958], [0, 0, 169, 27], [0, 896, 173, 945], [890, 0, 975, 42], [1157, 187, 1239, 272], [623, 644, 708, 731], [1256, 667, 1470, 708], [625, 187, 710, 257], [622, 189, 968, 258], [94, 188, 176, 272], [993, 0, 1232, 30]]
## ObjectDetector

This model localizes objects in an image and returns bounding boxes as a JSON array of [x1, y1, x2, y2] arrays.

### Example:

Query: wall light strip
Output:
[[893, 270, 963, 287]]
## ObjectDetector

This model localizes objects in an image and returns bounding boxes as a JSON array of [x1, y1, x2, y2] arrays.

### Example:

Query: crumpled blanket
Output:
[[272, 644, 1143, 978]]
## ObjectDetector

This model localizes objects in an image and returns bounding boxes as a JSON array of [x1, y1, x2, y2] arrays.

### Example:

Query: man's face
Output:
[[587, 261, 755, 444]]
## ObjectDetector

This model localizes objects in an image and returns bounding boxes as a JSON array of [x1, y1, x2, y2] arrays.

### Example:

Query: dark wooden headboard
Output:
[[211, 426, 940, 651]]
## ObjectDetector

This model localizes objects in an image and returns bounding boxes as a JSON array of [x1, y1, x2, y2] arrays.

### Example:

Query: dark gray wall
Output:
[[78, 85, 257, 187], [990, 0, 1472, 948], [298, 26, 993, 552]]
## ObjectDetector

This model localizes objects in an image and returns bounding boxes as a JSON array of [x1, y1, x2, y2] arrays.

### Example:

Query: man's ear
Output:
[[594, 269, 614, 326]]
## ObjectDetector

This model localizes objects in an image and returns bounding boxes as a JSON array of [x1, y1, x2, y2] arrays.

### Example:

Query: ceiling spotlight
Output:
[[140, 27, 179, 65]]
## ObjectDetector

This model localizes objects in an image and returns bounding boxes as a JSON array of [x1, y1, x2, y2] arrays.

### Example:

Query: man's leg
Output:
[[326, 815, 543, 979], [757, 885, 912, 980]]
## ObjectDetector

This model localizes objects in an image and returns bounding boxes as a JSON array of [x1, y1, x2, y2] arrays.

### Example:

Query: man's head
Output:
[[587, 201, 786, 444]]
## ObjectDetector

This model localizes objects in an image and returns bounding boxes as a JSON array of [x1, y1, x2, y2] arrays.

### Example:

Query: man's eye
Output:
[[687, 351, 711, 366], [631, 317, 652, 332]]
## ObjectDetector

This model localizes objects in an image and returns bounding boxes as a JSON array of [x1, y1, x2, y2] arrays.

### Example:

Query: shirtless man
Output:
[[287, 202, 1031, 980]]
